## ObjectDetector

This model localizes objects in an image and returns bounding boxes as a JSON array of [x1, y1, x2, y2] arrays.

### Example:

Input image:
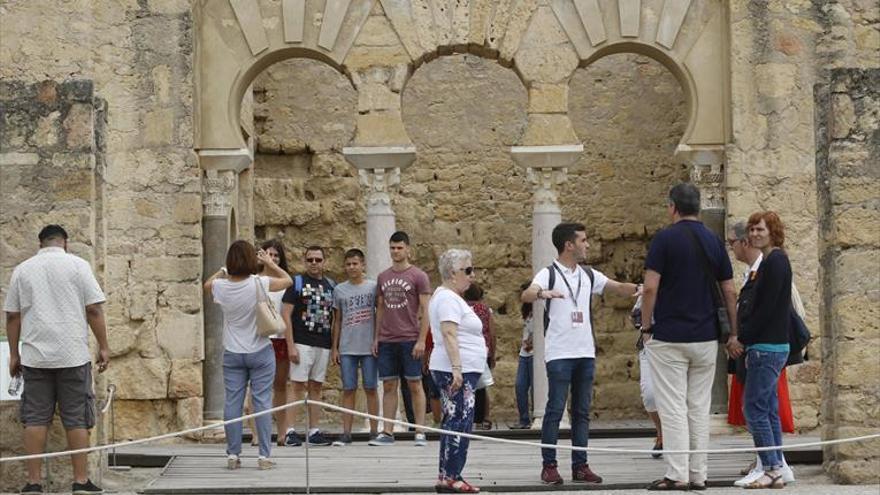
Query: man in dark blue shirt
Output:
[[639, 183, 741, 490]]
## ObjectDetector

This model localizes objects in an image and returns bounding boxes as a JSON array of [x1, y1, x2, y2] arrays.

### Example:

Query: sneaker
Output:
[[19, 483, 43, 495], [734, 466, 764, 487], [307, 430, 332, 446], [368, 432, 395, 446], [72, 479, 104, 495], [780, 463, 796, 484], [572, 463, 603, 484], [332, 433, 353, 446], [414, 432, 427, 446], [284, 429, 303, 447], [540, 463, 563, 485], [226, 455, 241, 470], [257, 458, 276, 470]]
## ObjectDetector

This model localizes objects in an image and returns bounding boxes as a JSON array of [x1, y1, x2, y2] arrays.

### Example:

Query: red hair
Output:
[[747, 211, 785, 248]]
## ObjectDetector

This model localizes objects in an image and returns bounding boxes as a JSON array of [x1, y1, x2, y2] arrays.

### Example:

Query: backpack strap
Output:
[[543, 264, 555, 334], [294, 274, 303, 294]]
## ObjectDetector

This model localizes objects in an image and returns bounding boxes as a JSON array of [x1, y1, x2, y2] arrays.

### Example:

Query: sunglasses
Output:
[[306, 258, 324, 263], [459, 266, 475, 275]]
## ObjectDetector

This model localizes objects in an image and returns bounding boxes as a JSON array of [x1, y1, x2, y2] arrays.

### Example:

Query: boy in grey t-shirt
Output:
[[331, 249, 379, 445]]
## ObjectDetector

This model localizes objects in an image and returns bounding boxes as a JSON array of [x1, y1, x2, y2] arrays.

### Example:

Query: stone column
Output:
[[342, 146, 416, 279], [199, 148, 251, 420], [678, 145, 729, 416], [512, 145, 583, 423]]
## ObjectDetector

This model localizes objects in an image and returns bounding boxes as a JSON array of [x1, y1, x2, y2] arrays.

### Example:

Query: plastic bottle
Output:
[[8, 373, 23, 396]]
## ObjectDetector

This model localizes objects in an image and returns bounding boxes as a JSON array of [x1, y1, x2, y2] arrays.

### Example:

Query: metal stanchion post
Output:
[[304, 395, 310, 495]]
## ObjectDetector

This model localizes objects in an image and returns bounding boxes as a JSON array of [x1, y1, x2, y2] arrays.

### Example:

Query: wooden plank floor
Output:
[[141, 435, 818, 493]]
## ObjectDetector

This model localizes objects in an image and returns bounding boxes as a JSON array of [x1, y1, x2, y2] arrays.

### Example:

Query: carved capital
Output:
[[358, 167, 400, 208], [203, 170, 237, 217], [527, 167, 567, 209], [676, 145, 726, 211]]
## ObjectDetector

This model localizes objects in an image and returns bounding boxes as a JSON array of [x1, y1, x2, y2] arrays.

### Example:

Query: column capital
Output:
[[202, 169, 237, 218], [510, 144, 583, 169], [676, 144, 726, 211], [197, 147, 253, 173], [342, 145, 416, 171]]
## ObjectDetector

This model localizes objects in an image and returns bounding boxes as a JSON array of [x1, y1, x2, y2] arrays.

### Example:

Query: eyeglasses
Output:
[[459, 266, 475, 275], [306, 258, 324, 263]]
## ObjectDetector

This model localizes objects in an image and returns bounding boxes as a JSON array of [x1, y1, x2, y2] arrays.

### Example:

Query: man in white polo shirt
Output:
[[521, 222, 639, 486], [4, 225, 109, 495]]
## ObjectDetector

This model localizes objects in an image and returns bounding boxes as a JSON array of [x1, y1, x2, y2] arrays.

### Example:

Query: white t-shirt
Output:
[[211, 275, 273, 354], [532, 261, 608, 362], [3, 247, 106, 368], [428, 287, 488, 373]]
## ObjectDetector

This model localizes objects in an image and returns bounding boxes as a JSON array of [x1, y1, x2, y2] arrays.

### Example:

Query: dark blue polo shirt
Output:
[[645, 220, 733, 343]]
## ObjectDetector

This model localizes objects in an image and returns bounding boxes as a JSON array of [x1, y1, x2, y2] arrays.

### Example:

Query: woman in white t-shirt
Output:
[[428, 249, 486, 494], [204, 240, 292, 470]]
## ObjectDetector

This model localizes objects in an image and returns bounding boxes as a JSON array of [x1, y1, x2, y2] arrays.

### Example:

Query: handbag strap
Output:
[[254, 276, 268, 303], [681, 224, 724, 308]]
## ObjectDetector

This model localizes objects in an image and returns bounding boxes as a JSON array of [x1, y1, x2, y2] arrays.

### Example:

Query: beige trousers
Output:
[[646, 339, 718, 484]]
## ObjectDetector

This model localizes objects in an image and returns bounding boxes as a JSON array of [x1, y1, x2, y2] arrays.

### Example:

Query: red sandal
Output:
[[435, 478, 480, 493]]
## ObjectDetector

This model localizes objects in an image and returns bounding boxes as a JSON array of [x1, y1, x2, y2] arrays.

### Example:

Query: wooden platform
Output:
[[138, 434, 819, 493]]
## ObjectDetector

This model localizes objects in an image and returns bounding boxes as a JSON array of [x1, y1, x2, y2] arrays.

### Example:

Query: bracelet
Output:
[[451, 365, 462, 370], [536, 288, 543, 299]]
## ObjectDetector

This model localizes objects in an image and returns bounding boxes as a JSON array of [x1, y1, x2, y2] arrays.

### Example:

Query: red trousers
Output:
[[727, 368, 795, 433]]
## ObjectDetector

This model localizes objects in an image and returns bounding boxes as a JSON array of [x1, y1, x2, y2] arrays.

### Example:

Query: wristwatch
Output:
[[536, 288, 544, 299], [640, 327, 653, 334]]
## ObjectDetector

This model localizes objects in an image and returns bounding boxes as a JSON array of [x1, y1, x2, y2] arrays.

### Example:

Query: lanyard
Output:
[[552, 263, 582, 309]]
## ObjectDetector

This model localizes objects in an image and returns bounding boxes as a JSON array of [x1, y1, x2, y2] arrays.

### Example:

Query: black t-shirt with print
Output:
[[282, 274, 335, 349]]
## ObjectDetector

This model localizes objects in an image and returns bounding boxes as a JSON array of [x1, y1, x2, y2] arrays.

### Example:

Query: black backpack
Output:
[[543, 263, 598, 350]]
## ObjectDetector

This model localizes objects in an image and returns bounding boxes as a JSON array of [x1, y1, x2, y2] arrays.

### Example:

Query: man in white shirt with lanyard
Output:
[[522, 222, 639, 485]]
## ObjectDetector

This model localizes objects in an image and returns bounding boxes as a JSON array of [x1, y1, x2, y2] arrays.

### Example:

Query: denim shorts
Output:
[[377, 341, 422, 381], [340, 354, 378, 391]]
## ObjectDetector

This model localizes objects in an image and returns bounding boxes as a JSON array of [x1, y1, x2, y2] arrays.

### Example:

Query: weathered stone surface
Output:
[[106, 355, 170, 400], [131, 256, 201, 282], [169, 359, 203, 398], [156, 308, 204, 359], [112, 399, 176, 440], [177, 396, 205, 435]]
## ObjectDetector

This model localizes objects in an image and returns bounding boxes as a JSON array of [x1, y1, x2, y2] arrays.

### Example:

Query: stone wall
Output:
[[817, 67, 879, 484], [0, 0, 201, 455], [0, 79, 104, 492], [251, 52, 688, 420]]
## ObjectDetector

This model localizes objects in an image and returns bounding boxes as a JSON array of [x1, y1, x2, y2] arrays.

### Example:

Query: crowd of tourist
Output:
[[4, 182, 810, 494]]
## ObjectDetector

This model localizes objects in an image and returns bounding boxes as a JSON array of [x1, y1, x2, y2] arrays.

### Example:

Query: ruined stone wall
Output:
[[0, 2, 201, 471], [815, 0, 879, 484], [0, 79, 105, 491], [251, 52, 687, 420]]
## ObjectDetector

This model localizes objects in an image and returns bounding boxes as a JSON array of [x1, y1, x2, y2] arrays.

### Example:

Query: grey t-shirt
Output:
[[333, 279, 377, 355]]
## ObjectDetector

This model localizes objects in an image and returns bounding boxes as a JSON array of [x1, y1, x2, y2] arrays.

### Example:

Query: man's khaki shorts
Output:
[[20, 363, 96, 429]]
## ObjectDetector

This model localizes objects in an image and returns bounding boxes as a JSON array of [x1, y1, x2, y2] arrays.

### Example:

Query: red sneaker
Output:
[[541, 463, 564, 485], [572, 463, 603, 483]]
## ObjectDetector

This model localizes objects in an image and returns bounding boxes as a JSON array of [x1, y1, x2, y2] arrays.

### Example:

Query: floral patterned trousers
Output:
[[431, 370, 481, 481]]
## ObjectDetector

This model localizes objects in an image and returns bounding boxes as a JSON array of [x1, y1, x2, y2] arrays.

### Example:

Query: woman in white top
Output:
[[204, 240, 292, 470], [428, 249, 487, 494]]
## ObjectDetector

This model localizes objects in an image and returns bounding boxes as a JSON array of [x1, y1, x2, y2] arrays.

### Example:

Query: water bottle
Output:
[[8, 373, 23, 396], [631, 294, 643, 330]]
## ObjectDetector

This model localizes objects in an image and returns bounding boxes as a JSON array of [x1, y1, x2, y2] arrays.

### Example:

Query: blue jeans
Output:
[[340, 354, 378, 391], [515, 355, 533, 426], [744, 349, 787, 470], [223, 345, 276, 458], [542, 358, 595, 467], [432, 370, 481, 481]]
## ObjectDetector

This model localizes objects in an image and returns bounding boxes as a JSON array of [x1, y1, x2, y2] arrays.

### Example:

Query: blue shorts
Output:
[[340, 354, 378, 391], [377, 341, 422, 381]]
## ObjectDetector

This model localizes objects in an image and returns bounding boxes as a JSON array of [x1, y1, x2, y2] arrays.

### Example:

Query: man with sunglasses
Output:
[[281, 246, 336, 447], [370, 231, 432, 446], [521, 222, 639, 486]]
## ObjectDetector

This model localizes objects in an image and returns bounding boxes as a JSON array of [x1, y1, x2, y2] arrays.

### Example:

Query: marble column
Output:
[[678, 145, 729, 415], [343, 146, 416, 279], [199, 148, 251, 420], [512, 145, 583, 423]]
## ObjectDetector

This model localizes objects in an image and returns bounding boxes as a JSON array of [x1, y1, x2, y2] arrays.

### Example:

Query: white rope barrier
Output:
[[2, 397, 879, 463]]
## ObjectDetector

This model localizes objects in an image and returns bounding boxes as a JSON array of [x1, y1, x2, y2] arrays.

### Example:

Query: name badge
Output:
[[571, 311, 584, 328]]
